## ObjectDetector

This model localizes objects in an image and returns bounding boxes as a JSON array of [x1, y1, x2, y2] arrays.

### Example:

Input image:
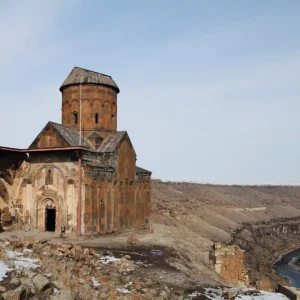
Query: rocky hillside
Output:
[[151, 179, 300, 239], [150, 180, 300, 284]]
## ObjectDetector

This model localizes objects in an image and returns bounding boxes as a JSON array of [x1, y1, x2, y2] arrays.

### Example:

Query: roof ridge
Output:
[[49, 121, 65, 127], [74, 66, 112, 78], [60, 67, 119, 93]]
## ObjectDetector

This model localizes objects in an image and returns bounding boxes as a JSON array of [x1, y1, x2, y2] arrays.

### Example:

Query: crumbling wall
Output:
[[210, 243, 249, 287]]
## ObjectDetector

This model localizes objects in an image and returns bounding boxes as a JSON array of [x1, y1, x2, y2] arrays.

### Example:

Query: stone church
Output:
[[0, 67, 151, 235]]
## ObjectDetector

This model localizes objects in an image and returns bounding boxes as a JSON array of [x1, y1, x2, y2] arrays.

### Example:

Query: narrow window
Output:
[[73, 113, 78, 125], [95, 113, 98, 124], [45, 168, 53, 185]]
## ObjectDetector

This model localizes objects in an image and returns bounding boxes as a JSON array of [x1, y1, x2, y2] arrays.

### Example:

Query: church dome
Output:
[[60, 67, 120, 93]]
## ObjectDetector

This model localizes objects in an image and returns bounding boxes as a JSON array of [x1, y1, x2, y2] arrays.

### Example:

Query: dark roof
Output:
[[136, 166, 152, 175], [97, 131, 127, 153], [29, 121, 136, 155], [60, 67, 120, 93], [51, 122, 91, 148], [82, 159, 114, 171], [28, 122, 91, 149], [88, 132, 103, 140]]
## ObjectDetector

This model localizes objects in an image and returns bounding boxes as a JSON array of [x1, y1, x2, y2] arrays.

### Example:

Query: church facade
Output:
[[0, 67, 151, 235]]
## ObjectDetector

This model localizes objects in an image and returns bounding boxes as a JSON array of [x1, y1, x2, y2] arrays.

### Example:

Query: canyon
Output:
[[150, 180, 300, 288]]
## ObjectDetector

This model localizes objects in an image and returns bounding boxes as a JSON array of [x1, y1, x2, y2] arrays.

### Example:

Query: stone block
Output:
[[32, 274, 49, 293]]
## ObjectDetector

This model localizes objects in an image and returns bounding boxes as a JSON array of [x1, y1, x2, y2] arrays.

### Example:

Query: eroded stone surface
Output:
[[210, 243, 249, 287]]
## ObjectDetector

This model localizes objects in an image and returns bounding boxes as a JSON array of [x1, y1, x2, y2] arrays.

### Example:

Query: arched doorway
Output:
[[44, 199, 56, 231]]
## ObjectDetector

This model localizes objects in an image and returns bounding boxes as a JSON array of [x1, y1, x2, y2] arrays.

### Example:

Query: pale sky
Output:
[[0, 0, 300, 184]]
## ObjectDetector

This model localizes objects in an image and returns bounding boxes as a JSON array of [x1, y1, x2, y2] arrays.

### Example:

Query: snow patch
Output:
[[133, 260, 153, 267], [13, 257, 40, 269], [0, 260, 12, 281], [23, 249, 33, 254], [117, 288, 130, 294], [7, 251, 23, 259], [124, 282, 133, 288], [236, 291, 288, 300], [99, 256, 120, 265], [91, 277, 101, 288], [187, 288, 289, 300], [6, 250, 40, 269]]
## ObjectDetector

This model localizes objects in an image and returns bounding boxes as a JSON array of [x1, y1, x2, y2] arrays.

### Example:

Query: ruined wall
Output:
[[0, 180, 9, 210], [1, 144, 151, 236], [210, 243, 249, 287], [0, 151, 80, 234], [61, 84, 117, 133]]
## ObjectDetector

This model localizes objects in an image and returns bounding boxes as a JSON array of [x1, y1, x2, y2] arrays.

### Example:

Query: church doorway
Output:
[[43, 198, 56, 232], [45, 208, 56, 231]]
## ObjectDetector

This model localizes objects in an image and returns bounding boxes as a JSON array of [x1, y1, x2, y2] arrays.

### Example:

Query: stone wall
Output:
[[61, 84, 117, 133], [210, 243, 249, 287], [0, 148, 151, 235]]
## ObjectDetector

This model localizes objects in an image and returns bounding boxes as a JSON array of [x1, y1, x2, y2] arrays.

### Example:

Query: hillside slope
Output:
[[150, 180, 300, 284]]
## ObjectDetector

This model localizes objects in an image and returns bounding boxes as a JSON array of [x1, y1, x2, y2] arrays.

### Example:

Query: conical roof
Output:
[[60, 67, 120, 93]]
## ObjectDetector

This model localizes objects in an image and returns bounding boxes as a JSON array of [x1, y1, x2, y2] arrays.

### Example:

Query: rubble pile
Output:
[[0, 237, 180, 300]]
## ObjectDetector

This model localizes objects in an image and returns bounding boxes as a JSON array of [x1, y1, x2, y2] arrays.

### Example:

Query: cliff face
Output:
[[231, 218, 300, 285], [150, 180, 300, 285]]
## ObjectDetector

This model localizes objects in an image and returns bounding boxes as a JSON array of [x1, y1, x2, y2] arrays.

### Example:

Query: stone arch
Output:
[[63, 101, 70, 108], [92, 99, 101, 105], [36, 194, 62, 232], [71, 99, 79, 109], [33, 164, 65, 186]]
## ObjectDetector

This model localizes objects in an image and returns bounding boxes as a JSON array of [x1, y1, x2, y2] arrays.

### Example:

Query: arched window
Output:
[[73, 113, 78, 125], [95, 113, 99, 124]]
